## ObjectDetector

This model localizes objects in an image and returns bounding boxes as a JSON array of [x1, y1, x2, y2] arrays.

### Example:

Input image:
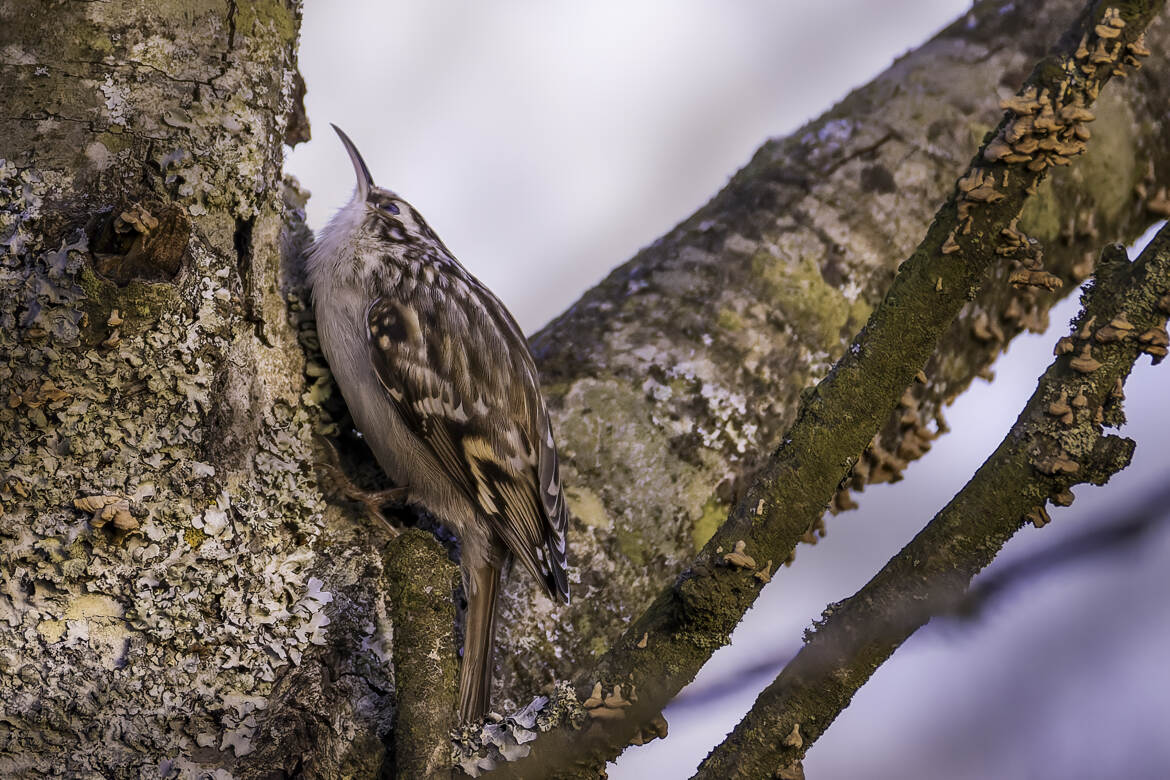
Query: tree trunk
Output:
[[0, 0, 1165, 776], [0, 2, 365, 776]]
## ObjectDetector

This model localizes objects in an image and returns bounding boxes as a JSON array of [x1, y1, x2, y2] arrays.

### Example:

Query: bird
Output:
[[306, 124, 570, 723]]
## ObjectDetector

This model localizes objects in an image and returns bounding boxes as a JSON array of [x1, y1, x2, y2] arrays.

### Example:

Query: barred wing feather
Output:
[[366, 288, 570, 602]]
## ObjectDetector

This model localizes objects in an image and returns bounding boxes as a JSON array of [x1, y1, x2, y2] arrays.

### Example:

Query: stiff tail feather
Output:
[[459, 563, 501, 723]]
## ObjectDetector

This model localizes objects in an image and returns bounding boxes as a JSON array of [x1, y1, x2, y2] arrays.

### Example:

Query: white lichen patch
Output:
[[810, 118, 854, 149], [84, 141, 114, 171], [154, 89, 275, 219], [696, 379, 755, 454], [454, 694, 556, 777], [359, 616, 393, 664], [642, 353, 760, 457], [98, 75, 130, 126]]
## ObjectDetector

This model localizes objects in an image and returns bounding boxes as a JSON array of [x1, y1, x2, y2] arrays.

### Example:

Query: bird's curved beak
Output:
[[331, 124, 373, 202]]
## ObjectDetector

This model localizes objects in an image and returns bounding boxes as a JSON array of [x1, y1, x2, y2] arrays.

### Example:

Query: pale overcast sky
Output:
[[288, 3, 1170, 777]]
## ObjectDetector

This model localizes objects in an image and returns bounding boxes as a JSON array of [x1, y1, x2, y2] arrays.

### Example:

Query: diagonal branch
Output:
[[957, 479, 1170, 615], [694, 221, 1170, 779], [488, 2, 1165, 776], [500, 0, 1170, 710]]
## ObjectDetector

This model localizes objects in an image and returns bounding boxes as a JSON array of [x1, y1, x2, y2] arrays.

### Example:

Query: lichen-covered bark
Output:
[[490, 4, 1165, 775], [498, 0, 1170, 707], [0, 2, 389, 776], [695, 223, 1170, 780]]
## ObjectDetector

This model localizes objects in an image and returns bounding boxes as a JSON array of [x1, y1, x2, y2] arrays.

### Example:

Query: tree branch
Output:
[[668, 477, 1170, 711], [383, 530, 459, 779], [956, 479, 1170, 617], [489, 2, 1165, 775], [3, 0, 1168, 773], [694, 220, 1170, 779], [501, 0, 1170, 708]]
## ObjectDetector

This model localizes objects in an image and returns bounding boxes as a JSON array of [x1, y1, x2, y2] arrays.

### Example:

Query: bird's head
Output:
[[319, 124, 454, 273]]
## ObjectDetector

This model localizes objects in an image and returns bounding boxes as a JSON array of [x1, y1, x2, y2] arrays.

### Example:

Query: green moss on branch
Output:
[[384, 530, 459, 779]]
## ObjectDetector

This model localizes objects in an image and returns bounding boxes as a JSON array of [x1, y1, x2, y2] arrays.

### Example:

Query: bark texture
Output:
[[488, 3, 1165, 774], [384, 530, 458, 780], [0, 0, 1167, 776], [0, 2, 392, 777]]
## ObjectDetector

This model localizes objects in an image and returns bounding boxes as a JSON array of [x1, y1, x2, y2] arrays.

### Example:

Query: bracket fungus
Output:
[[1138, 326, 1168, 362], [74, 494, 138, 531], [1069, 343, 1102, 373], [722, 539, 757, 569], [1026, 505, 1052, 528], [583, 682, 634, 721], [1034, 454, 1080, 476], [1046, 391, 1074, 425]]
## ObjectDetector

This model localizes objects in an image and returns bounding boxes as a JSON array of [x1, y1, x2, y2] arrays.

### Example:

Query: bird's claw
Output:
[[314, 437, 409, 534]]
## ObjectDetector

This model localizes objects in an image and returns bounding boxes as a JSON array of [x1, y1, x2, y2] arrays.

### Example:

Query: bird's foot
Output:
[[314, 436, 408, 535]]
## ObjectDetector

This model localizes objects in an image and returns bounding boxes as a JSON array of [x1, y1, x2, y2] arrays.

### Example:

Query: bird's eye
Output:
[[380, 201, 400, 215]]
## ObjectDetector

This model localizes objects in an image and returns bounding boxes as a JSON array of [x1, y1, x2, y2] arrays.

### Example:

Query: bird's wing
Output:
[[366, 277, 569, 601]]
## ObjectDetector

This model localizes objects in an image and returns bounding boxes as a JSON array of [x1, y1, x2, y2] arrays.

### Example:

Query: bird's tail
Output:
[[459, 563, 501, 723]]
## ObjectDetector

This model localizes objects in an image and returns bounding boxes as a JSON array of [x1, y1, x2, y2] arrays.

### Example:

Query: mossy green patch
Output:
[[614, 523, 648, 566], [78, 266, 181, 344], [1018, 178, 1061, 243], [235, 0, 299, 43], [1021, 92, 1137, 243], [1072, 91, 1137, 223], [751, 251, 869, 353], [716, 307, 744, 332], [96, 131, 134, 155], [692, 495, 725, 551], [184, 527, 208, 548]]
